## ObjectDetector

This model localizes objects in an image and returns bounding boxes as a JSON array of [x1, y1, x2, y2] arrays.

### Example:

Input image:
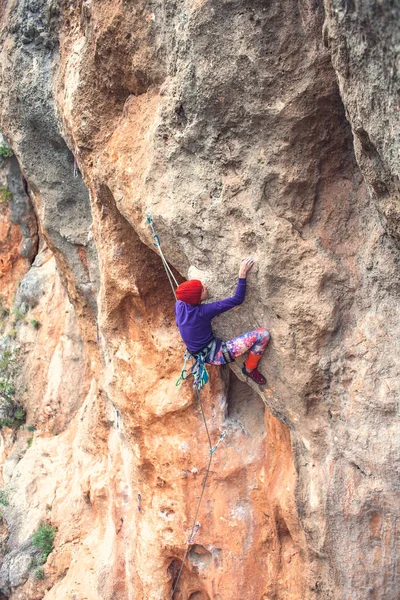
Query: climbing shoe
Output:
[[241, 365, 267, 386]]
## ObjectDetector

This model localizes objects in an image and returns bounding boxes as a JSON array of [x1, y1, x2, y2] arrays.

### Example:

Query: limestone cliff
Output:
[[0, 1, 398, 599]]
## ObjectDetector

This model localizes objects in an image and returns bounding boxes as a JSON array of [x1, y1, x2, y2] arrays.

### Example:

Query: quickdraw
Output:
[[175, 351, 191, 387], [210, 430, 228, 455], [146, 213, 178, 299], [188, 522, 201, 544], [176, 353, 209, 391]]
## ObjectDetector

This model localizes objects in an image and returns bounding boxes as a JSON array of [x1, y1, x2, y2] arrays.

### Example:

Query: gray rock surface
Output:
[[0, 0, 99, 322], [5, 156, 38, 262], [0, 547, 31, 593], [15, 259, 50, 308], [323, 0, 400, 240]]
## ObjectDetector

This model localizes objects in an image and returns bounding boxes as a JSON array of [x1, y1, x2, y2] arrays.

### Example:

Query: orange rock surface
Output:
[[0, 205, 27, 305]]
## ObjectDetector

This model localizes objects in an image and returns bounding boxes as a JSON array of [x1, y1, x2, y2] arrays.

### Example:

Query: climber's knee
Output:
[[257, 328, 270, 344]]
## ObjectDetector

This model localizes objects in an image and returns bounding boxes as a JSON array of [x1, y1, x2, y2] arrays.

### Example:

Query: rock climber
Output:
[[174, 258, 270, 385]]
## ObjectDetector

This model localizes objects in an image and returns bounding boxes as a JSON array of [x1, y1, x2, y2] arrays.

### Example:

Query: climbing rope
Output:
[[146, 214, 228, 599], [170, 388, 223, 600], [146, 213, 178, 299]]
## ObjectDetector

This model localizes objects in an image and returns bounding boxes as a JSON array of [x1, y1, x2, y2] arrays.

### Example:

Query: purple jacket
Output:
[[174, 278, 247, 354]]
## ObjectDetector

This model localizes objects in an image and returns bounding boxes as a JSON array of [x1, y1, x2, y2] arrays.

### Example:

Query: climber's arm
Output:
[[201, 278, 246, 319], [201, 257, 254, 319]]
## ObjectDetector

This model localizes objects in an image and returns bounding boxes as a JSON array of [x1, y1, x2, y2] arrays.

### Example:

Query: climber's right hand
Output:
[[238, 257, 255, 278]]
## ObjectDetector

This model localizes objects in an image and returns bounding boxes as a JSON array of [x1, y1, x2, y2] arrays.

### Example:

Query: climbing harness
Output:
[[146, 215, 230, 600], [146, 213, 178, 299], [176, 339, 217, 392], [176, 340, 234, 391]]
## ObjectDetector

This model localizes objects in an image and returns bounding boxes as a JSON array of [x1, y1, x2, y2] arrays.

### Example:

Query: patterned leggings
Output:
[[207, 328, 270, 365]]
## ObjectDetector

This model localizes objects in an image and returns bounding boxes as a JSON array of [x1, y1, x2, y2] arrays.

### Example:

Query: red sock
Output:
[[245, 352, 261, 372]]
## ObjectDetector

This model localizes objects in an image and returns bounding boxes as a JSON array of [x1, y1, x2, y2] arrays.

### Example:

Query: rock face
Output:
[[0, 145, 37, 306], [324, 0, 400, 241], [0, 1, 398, 599]]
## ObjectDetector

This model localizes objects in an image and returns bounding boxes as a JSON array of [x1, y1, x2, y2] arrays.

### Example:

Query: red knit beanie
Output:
[[176, 280, 202, 305]]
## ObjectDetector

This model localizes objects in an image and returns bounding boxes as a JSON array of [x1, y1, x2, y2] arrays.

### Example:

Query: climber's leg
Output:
[[207, 329, 270, 385], [226, 329, 270, 360]]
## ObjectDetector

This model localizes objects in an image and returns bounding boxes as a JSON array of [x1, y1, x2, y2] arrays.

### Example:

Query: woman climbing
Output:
[[174, 257, 270, 385]]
